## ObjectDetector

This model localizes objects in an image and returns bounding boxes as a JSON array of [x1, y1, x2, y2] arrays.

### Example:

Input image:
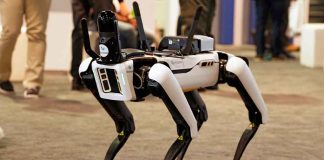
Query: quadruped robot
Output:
[[79, 2, 268, 160]]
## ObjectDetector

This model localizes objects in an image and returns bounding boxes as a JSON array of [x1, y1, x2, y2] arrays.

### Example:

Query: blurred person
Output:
[[0, 127, 4, 140], [109, 0, 138, 49], [254, 0, 294, 61], [113, 1, 156, 47], [0, 0, 51, 98], [178, 0, 216, 37], [70, 0, 96, 90], [285, 0, 305, 53]]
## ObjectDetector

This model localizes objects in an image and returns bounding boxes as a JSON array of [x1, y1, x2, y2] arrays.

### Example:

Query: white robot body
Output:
[[78, 4, 268, 159], [159, 52, 220, 91], [80, 52, 220, 101]]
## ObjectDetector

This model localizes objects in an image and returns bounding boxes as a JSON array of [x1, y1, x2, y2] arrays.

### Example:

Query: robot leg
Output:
[[221, 56, 268, 160], [147, 63, 198, 160], [184, 90, 208, 128], [79, 60, 135, 160], [176, 90, 208, 160], [100, 100, 135, 160]]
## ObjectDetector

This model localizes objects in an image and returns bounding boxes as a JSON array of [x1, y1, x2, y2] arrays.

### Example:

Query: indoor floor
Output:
[[0, 47, 323, 160]]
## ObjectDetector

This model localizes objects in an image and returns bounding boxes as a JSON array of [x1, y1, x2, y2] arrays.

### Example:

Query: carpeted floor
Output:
[[0, 48, 323, 160]]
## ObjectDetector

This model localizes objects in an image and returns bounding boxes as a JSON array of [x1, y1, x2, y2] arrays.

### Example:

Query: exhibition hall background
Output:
[[0, 0, 314, 80]]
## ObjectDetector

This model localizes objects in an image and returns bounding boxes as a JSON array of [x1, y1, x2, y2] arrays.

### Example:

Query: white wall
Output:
[[233, 0, 250, 45], [45, 0, 73, 71], [155, 0, 179, 36], [125, 0, 156, 34]]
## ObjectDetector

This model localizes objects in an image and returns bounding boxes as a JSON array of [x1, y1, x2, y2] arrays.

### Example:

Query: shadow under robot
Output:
[[79, 2, 268, 160]]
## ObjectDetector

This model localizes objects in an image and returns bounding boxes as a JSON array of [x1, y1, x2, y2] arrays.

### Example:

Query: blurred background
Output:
[[1, 0, 323, 79], [1, 0, 324, 160]]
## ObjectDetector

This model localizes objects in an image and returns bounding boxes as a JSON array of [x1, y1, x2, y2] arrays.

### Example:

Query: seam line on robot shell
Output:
[[172, 62, 219, 74]]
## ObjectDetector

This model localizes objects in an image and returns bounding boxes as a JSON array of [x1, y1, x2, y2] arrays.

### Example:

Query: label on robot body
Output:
[[169, 59, 184, 69], [99, 44, 109, 57], [168, 39, 172, 45]]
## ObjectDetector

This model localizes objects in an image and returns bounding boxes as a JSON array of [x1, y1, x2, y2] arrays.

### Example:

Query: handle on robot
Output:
[[81, 18, 99, 59], [133, 2, 151, 51], [181, 6, 202, 55]]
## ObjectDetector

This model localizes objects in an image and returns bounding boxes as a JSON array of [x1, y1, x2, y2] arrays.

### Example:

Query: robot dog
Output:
[[79, 2, 268, 160]]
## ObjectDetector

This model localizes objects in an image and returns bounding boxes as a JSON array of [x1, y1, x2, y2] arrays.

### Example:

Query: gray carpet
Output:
[[0, 48, 323, 160]]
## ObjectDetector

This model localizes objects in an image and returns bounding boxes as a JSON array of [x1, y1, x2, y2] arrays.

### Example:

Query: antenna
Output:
[[81, 18, 99, 59], [133, 1, 151, 51], [181, 6, 202, 55]]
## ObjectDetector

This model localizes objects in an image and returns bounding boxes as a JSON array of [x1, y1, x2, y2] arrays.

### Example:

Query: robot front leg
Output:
[[99, 100, 135, 160], [219, 54, 268, 160], [147, 63, 198, 160], [79, 66, 135, 160]]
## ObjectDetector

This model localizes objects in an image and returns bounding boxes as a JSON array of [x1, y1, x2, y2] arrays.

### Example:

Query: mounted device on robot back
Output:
[[158, 35, 214, 54], [157, 6, 214, 55]]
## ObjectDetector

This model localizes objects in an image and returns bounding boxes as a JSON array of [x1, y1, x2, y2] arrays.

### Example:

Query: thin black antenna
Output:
[[133, 2, 151, 51], [181, 6, 202, 55], [81, 18, 99, 59]]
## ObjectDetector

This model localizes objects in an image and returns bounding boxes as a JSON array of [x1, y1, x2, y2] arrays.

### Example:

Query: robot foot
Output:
[[175, 90, 208, 160], [164, 131, 192, 160], [175, 138, 192, 160], [233, 123, 260, 160], [105, 131, 130, 160]]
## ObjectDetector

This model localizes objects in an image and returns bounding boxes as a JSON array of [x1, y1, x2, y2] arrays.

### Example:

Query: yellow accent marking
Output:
[[178, 135, 184, 141], [119, 131, 124, 136]]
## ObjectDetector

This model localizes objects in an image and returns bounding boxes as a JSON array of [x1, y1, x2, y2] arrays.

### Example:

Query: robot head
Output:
[[80, 11, 123, 64], [97, 11, 123, 64]]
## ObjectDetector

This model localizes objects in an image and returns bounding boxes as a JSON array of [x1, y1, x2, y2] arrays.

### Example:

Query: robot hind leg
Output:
[[220, 55, 268, 160]]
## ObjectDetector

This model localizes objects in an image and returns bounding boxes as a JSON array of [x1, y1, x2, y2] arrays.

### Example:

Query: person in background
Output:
[[0, 0, 51, 98], [0, 127, 4, 140], [178, 0, 216, 37], [70, 0, 138, 90], [70, 0, 96, 90], [254, 0, 295, 61], [110, 0, 138, 49]]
